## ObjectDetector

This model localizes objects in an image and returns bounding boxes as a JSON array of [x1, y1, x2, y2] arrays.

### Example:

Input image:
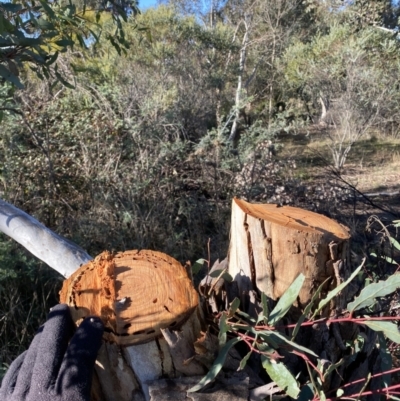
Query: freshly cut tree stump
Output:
[[60, 250, 204, 401], [60, 250, 199, 346], [228, 198, 351, 308]]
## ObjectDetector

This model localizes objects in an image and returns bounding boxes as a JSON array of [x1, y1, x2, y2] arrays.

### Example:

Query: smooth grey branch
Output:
[[0, 198, 92, 277]]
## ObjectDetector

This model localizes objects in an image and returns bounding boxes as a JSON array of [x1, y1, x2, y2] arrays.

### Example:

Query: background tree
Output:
[[282, 23, 400, 169], [0, 0, 135, 92]]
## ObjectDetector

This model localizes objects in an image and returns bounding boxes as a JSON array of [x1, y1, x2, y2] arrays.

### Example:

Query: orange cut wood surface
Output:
[[233, 198, 349, 240], [59, 250, 199, 346]]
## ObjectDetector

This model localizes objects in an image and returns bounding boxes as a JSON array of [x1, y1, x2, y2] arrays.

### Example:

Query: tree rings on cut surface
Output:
[[59, 250, 199, 346]]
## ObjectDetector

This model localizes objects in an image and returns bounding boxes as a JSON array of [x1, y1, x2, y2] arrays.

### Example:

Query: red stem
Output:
[[256, 315, 400, 331]]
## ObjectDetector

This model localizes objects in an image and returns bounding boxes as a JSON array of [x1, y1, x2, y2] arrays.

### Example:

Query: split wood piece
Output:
[[228, 198, 351, 308], [59, 250, 199, 346]]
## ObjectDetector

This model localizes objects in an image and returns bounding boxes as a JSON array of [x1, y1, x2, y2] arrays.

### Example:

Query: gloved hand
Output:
[[0, 304, 104, 401]]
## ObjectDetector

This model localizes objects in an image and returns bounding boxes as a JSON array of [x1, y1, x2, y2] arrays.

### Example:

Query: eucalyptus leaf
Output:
[[188, 337, 241, 393], [370, 252, 398, 265], [0, 3, 23, 13], [218, 313, 229, 348], [239, 350, 252, 370], [236, 309, 256, 323], [191, 258, 205, 275], [45, 51, 59, 66], [260, 291, 269, 322], [323, 358, 344, 379], [209, 269, 233, 282], [292, 278, 330, 340], [39, 0, 56, 19], [259, 330, 318, 357], [268, 273, 305, 326], [313, 260, 364, 318], [257, 329, 280, 348], [228, 297, 240, 317], [390, 237, 400, 252], [298, 383, 314, 401], [261, 355, 300, 398], [54, 39, 74, 48], [347, 273, 400, 312], [36, 18, 54, 30], [54, 70, 75, 89], [362, 320, 400, 343], [0, 64, 23, 88]]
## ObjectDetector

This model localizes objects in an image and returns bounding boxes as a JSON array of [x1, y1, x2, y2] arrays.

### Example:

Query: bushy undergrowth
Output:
[[0, 235, 61, 376]]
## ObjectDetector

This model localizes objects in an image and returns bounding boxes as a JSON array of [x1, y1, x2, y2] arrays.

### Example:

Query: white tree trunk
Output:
[[229, 17, 250, 143], [0, 198, 91, 277]]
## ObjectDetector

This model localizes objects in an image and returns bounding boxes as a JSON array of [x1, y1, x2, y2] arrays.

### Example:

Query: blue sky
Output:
[[139, 0, 159, 10]]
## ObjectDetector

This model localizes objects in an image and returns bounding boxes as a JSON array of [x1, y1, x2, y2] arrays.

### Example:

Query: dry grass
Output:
[[278, 130, 400, 193]]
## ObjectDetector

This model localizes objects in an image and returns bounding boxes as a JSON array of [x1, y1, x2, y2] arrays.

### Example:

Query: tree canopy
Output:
[[0, 0, 137, 89]]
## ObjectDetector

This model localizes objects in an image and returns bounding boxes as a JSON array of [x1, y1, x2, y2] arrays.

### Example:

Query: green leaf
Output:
[[312, 260, 364, 318], [0, 3, 23, 13], [259, 330, 318, 357], [371, 253, 398, 265], [239, 350, 252, 370], [258, 330, 280, 348], [0, 65, 23, 88], [218, 313, 229, 348], [298, 384, 314, 401], [45, 51, 59, 66], [390, 237, 400, 252], [227, 297, 240, 317], [268, 273, 305, 326], [13, 37, 42, 46], [261, 355, 300, 398], [209, 269, 233, 282], [260, 291, 269, 322], [323, 358, 344, 379], [191, 258, 205, 275], [362, 320, 400, 343], [38, 0, 56, 20], [36, 18, 55, 30], [236, 309, 256, 323], [75, 33, 87, 49], [292, 278, 330, 340], [188, 337, 241, 393], [54, 70, 75, 89], [347, 273, 400, 312]]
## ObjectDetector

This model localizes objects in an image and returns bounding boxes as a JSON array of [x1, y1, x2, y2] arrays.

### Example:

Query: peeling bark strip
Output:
[[228, 198, 351, 307]]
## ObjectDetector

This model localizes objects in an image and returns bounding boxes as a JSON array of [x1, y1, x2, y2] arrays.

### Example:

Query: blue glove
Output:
[[0, 304, 104, 401]]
